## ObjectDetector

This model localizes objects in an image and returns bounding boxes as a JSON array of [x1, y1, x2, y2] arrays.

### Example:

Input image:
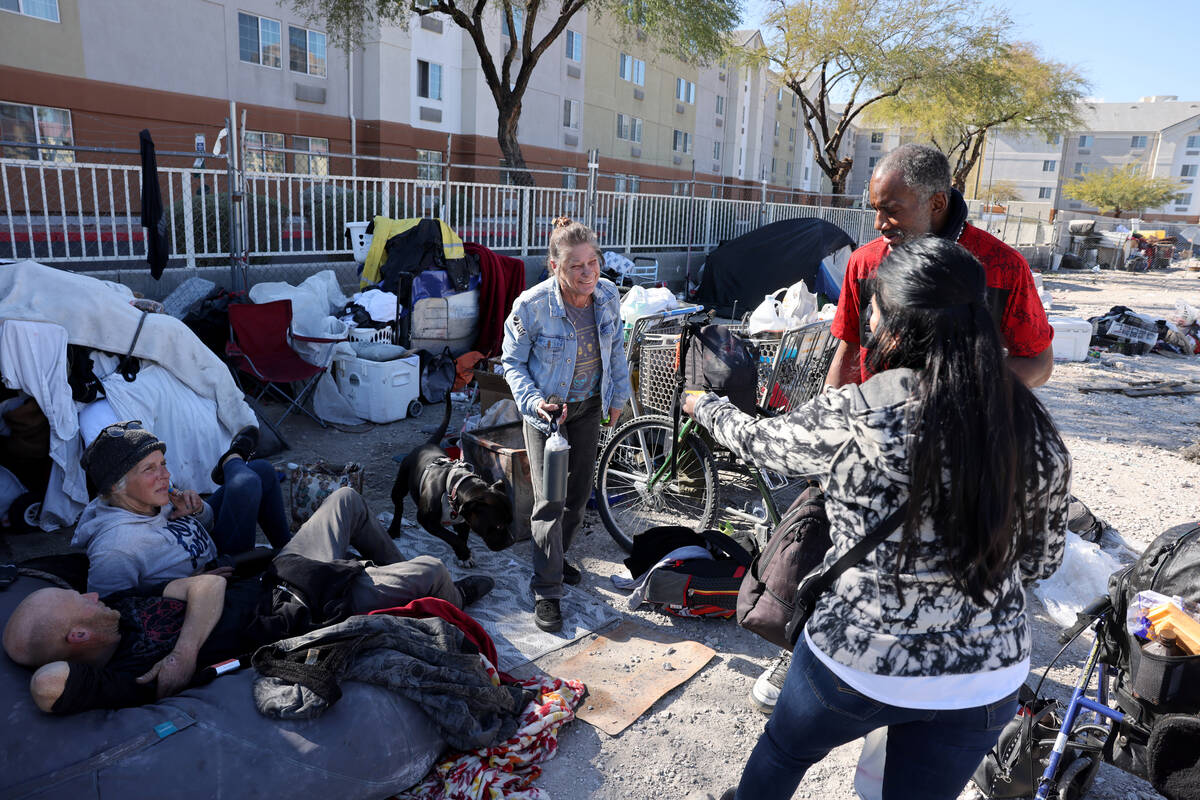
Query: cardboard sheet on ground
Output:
[[381, 513, 621, 670], [529, 620, 715, 735]]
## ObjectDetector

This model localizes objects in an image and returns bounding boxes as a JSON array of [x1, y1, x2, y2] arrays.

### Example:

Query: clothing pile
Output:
[[397, 674, 586, 800]]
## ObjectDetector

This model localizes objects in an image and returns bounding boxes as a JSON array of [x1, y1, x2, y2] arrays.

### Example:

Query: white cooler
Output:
[[333, 354, 421, 423], [1049, 315, 1092, 361]]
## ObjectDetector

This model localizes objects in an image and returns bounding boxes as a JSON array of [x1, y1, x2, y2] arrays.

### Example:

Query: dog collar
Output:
[[446, 462, 476, 517]]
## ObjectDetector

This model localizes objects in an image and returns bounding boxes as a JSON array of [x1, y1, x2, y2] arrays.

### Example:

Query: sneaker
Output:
[[562, 560, 582, 586], [534, 598, 563, 632], [210, 425, 260, 485], [750, 652, 791, 715], [454, 576, 495, 607]]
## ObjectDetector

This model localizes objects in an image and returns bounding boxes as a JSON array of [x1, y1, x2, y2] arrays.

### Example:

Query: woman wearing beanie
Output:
[[72, 421, 289, 596]]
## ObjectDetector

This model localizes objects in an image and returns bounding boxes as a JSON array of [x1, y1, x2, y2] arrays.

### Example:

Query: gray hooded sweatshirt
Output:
[[72, 498, 218, 596]]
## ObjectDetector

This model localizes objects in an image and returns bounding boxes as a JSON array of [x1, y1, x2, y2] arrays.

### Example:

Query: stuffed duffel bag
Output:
[[638, 527, 756, 618], [683, 324, 760, 415], [736, 484, 831, 648]]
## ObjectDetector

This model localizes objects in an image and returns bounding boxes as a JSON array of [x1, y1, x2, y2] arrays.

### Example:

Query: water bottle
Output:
[[1134, 626, 1183, 704], [542, 395, 570, 504]]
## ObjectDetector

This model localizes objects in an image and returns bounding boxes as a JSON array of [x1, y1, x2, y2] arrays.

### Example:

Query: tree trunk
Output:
[[828, 157, 853, 197], [952, 133, 988, 193], [497, 101, 534, 188]]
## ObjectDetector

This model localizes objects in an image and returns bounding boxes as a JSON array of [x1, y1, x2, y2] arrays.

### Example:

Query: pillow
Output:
[[0, 575, 445, 799]]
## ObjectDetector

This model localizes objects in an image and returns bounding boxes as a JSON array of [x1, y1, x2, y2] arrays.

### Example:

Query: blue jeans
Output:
[[734, 638, 1018, 800], [207, 458, 290, 553]]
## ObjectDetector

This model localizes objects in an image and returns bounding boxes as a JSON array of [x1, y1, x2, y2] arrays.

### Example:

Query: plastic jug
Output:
[[542, 398, 570, 504]]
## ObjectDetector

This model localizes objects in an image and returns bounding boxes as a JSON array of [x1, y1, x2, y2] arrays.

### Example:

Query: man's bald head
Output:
[[3, 588, 121, 667]]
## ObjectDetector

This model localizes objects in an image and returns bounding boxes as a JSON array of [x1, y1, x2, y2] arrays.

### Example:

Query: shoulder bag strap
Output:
[[786, 502, 908, 645]]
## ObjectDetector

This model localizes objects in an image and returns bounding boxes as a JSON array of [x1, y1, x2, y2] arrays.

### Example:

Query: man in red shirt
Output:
[[827, 143, 1054, 389]]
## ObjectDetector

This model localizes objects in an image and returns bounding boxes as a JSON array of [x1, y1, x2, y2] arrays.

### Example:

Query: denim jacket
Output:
[[501, 276, 632, 433]]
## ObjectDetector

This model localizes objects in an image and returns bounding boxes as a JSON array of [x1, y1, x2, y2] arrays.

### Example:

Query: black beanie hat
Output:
[[81, 423, 167, 496]]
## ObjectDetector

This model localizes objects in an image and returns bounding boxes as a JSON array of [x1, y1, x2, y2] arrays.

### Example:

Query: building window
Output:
[[243, 131, 285, 172], [1181, 164, 1198, 177], [672, 130, 692, 153], [618, 53, 645, 86], [0, 102, 73, 162], [774, 121, 780, 138], [238, 12, 281, 68], [614, 174, 626, 192], [293, 136, 328, 175], [738, 147, 743, 167], [562, 167, 578, 189], [616, 113, 642, 143], [776, 87, 785, 102], [1188, 135, 1200, 149], [713, 141, 721, 161], [288, 25, 327, 77], [1078, 134, 1093, 147], [1130, 135, 1148, 149], [417, 60, 442, 100], [565, 29, 582, 61], [1047, 133, 1061, 145], [0, 0, 59, 22], [1042, 159, 1057, 171], [788, 127, 795, 143], [675, 78, 695, 104], [803, 166, 809, 180], [867, 156, 878, 169], [1038, 187, 1053, 199], [1176, 193, 1192, 206], [715, 95, 725, 116], [500, 5, 524, 38], [562, 98, 580, 129], [629, 176, 640, 193], [416, 149, 442, 182], [786, 162, 792, 177], [870, 132, 884, 144]]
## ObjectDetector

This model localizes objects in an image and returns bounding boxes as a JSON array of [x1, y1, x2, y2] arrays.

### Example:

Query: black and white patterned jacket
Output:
[[693, 368, 1071, 677]]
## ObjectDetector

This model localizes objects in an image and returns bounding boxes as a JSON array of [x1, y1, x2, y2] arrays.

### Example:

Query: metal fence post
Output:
[[758, 167, 767, 228], [585, 148, 599, 229], [182, 184, 197, 269], [703, 197, 714, 249], [625, 192, 636, 253], [520, 187, 530, 257], [442, 133, 452, 221]]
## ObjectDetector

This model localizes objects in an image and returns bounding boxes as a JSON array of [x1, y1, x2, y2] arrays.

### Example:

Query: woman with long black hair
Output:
[[683, 236, 1071, 800]]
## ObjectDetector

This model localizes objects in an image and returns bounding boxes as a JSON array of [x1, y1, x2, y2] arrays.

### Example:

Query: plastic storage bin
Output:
[[333, 354, 421, 423], [1049, 315, 1092, 361], [345, 221, 373, 264], [461, 422, 532, 541], [348, 325, 397, 345], [410, 289, 480, 355]]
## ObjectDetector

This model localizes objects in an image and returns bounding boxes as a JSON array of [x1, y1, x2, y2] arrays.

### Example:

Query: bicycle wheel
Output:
[[596, 415, 719, 552]]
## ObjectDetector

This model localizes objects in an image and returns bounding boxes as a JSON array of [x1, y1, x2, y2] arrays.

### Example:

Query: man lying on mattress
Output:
[[2, 483, 494, 714]]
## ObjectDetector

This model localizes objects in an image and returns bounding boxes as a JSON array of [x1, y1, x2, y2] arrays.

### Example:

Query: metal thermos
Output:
[[542, 396, 570, 504]]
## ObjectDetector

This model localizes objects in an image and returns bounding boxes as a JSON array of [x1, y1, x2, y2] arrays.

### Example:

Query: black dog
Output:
[[389, 395, 515, 565]]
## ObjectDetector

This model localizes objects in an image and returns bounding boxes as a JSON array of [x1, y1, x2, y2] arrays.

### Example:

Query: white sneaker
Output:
[[749, 651, 791, 715]]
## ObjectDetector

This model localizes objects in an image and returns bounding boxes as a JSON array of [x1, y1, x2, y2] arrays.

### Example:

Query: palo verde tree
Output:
[[752, 0, 1006, 195], [868, 42, 1087, 192], [293, 0, 739, 186], [1063, 165, 1182, 218]]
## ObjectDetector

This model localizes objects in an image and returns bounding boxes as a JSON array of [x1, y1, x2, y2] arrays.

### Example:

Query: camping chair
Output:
[[225, 299, 338, 443]]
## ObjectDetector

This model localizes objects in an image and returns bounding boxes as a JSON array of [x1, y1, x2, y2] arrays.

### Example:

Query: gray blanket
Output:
[[252, 614, 532, 751]]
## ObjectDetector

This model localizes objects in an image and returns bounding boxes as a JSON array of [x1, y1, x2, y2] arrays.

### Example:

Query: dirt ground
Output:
[[4, 266, 1200, 800]]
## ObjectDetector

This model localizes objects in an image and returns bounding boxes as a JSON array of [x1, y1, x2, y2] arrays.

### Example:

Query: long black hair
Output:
[[864, 237, 1063, 604]]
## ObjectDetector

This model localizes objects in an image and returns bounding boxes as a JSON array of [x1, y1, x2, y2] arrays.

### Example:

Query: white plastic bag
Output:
[[748, 292, 791, 334], [780, 280, 818, 327], [620, 285, 678, 324], [1172, 298, 1200, 327]]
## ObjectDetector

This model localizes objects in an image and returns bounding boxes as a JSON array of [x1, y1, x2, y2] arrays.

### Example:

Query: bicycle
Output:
[[594, 309, 838, 552]]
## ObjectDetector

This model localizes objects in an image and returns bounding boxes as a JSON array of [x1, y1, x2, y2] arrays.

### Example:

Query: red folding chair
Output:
[[225, 299, 340, 441]]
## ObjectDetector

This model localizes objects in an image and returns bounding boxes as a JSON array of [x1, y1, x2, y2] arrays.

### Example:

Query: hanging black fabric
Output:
[[138, 129, 170, 279]]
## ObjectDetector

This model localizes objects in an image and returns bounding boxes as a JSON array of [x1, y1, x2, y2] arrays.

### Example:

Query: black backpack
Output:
[[684, 324, 760, 415], [417, 347, 456, 404], [632, 527, 756, 619]]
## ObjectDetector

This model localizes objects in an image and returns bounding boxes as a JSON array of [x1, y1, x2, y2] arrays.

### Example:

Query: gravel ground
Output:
[[3, 265, 1199, 800]]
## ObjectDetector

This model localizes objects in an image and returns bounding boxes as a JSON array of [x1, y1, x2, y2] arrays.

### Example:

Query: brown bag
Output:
[[736, 484, 830, 649]]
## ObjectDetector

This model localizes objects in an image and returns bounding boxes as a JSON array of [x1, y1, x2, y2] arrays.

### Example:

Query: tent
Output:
[[0, 260, 256, 530], [694, 218, 856, 318]]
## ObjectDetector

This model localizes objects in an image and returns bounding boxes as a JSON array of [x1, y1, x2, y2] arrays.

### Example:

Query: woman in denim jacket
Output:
[[501, 218, 632, 632]]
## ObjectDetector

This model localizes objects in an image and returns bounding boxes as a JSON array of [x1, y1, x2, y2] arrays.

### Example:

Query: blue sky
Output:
[[741, 0, 1198, 102]]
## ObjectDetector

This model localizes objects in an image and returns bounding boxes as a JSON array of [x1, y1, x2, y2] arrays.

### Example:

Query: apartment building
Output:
[[0, 0, 820, 195], [976, 96, 1200, 221]]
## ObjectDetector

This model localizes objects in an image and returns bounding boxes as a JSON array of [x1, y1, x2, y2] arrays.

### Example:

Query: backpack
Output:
[[683, 324, 760, 415], [636, 527, 756, 618], [972, 684, 1087, 799], [737, 484, 831, 648], [417, 347, 457, 404], [1102, 524, 1200, 707]]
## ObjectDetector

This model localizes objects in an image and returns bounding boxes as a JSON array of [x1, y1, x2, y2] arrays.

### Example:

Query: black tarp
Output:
[[694, 218, 855, 318]]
